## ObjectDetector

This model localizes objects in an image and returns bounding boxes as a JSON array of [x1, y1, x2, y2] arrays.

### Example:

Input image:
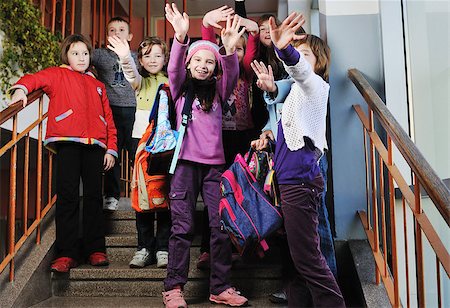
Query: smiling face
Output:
[[139, 44, 166, 75], [259, 20, 272, 47], [67, 42, 90, 73], [187, 49, 217, 80]]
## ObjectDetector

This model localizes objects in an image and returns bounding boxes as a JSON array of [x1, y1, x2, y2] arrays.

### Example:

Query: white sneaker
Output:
[[129, 248, 153, 268], [103, 197, 119, 211], [156, 251, 168, 268]]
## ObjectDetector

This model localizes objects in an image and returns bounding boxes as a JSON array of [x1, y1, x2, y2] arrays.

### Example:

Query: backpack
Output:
[[219, 151, 283, 257], [131, 83, 176, 212]]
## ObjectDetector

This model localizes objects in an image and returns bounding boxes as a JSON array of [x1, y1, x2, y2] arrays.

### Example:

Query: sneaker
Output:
[[89, 252, 109, 266], [50, 257, 78, 273], [103, 197, 119, 211], [210, 287, 248, 306], [162, 288, 187, 308], [156, 251, 169, 268], [129, 248, 153, 268], [196, 252, 210, 270], [269, 289, 288, 304]]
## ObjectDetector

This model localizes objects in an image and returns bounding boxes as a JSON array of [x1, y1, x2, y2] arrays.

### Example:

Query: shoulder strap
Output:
[[169, 80, 195, 174], [146, 83, 165, 146]]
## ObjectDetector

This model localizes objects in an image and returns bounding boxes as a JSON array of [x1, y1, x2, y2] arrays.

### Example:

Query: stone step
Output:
[[52, 247, 283, 298], [52, 273, 281, 298], [33, 296, 287, 307]]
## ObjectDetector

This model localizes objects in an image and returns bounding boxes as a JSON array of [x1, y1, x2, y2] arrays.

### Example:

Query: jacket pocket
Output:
[[55, 109, 73, 122], [169, 190, 187, 200]]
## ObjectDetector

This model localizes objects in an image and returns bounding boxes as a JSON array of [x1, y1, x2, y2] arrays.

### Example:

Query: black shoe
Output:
[[269, 289, 288, 304]]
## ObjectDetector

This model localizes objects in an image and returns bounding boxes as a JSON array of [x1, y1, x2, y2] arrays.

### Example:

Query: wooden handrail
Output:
[[0, 90, 45, 126], [348, 68, 450, 226]]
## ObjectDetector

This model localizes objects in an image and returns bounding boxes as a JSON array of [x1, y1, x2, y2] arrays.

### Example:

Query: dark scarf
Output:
[[183, 76, 217, 112]]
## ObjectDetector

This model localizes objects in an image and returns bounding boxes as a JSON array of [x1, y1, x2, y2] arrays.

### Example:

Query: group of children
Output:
[[8, 1, 345, 307]]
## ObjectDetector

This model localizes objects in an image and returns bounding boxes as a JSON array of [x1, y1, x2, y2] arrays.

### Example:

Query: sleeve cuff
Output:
[[274, 45, 300, 66], [107, 149, 118, 158], [8, 85, 29, 98]]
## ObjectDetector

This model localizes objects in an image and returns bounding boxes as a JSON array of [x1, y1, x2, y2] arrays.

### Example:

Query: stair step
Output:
[[52, 272, 281, 298], [33, 296, 287, 307]]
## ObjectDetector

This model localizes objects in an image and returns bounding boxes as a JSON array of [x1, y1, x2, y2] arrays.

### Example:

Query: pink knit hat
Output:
[[185, 40, 222, 66]]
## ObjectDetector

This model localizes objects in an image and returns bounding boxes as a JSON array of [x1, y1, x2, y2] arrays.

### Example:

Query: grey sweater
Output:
[[92, 48, 138, 107]]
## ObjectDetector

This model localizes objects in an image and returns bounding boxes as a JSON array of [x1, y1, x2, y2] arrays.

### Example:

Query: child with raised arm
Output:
[[251, 13, 345, 307], [196, 5, 260, 269], [92, 17, 137, 211], [162, 3, 248, 308], [107, 35, 173, 269], [9, 34, 117, 272]]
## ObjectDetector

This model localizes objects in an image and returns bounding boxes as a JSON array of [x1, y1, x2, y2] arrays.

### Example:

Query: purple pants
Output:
[[280, 175, 345, 308], [164, 160, 232, 295]]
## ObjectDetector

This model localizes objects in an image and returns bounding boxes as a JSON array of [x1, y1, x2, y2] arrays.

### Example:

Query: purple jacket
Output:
[[168, 37, 239, 165]]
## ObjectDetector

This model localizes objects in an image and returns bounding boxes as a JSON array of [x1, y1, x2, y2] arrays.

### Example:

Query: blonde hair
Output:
[[292, 35, 331, 82]]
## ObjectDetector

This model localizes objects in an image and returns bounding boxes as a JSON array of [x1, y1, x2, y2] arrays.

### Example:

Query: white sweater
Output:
[[280, 53, 329, 153]]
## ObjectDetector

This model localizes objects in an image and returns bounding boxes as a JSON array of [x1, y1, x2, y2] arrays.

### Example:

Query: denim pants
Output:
[[318, 154, 337, 276], [164, 160, 232, 295], [280, 176, 345, 308]]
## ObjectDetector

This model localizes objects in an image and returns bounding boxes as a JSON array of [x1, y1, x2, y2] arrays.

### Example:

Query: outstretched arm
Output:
[[165, 2, 189, 43], [107, 35, 141, 91], [235, 0, 247, 18], [221, 15, 246, 55], [202, 6, 234, 43]]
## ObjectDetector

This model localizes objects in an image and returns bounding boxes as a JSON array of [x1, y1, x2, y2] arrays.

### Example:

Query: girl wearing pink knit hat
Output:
[[162, 3, 248, 308]]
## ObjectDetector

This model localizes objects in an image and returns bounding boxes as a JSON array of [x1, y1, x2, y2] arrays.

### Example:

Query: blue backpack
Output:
[[219, 151, 283, 257]]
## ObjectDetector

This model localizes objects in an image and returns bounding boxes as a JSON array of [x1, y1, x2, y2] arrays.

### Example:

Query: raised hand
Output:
[[107, 35, 130, 59], [203, 5, 234, 29], [9, 88, 28, 107], [165, 3, 189, 43], [240, 17, 259, 35], [250, 60, 276, 93], [269, 12, 305, 50], [221, 15, 246, 55]]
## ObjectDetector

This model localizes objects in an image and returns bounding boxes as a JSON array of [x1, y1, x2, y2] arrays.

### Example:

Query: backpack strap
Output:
[[169, 80, 195, 174]]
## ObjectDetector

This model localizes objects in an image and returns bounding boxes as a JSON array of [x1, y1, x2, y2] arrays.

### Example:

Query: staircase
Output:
[[33, 198, 285, 307]]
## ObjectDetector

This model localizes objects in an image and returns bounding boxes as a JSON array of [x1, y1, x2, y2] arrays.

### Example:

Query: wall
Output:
[[318, 0, 385, 240]]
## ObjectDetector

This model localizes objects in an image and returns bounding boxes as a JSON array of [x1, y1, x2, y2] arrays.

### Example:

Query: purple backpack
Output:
[[219, 152, 283, 256]]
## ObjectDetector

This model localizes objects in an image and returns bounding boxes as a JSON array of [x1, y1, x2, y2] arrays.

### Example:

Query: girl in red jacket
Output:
[[9, 34, 118, 273]]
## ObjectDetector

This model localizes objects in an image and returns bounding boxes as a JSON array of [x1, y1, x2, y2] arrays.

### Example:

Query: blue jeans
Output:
[[318, 154, 337, 277]]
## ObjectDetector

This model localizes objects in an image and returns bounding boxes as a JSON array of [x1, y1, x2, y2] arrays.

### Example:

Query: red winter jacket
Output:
[[12, 66, 118, 157]]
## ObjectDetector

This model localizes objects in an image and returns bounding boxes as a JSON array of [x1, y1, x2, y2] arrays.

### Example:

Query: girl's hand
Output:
[[221, 15, 246, 55], [269, 12, 305, 50], [107, 35, 130, 59], [240, 17, 259, 36], [165, 3, 189, 43], [251, 137, 270, 151], [203, 6, 234, 29], [260, 130, 275, 141], [10, 89, 28, 107], [251, 61, 276, 92], [103, 153, 115, 171]]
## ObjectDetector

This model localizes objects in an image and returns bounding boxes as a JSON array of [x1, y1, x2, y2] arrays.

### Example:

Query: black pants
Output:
[[55, 143, 106, 260], [135, 211, 171, 252], [104, 106, 136, 199]]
